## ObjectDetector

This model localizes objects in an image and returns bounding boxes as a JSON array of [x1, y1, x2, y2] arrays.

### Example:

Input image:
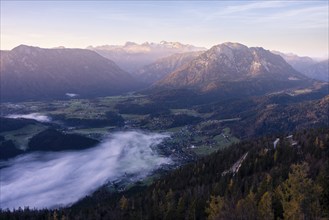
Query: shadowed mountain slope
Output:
[[0, 45, 142, 102]]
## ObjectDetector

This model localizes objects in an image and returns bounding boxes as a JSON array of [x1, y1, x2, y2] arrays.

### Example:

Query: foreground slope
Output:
[[63, 128, 329, 220], [0, 45, 140, 102], [2, 128, 327, 219]]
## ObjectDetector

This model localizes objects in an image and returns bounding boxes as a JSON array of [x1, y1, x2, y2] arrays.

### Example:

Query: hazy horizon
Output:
[[2, 41, 329, 61], [1, 1, 328, 58]]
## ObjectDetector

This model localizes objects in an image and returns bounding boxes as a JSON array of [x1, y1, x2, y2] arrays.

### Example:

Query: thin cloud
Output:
[[201, 1, 286, 20], [224, 1, 286, 14], [248, 5, 328, 29]]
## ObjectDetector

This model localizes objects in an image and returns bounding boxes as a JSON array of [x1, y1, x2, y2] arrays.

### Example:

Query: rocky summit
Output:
[[156, 42, 310, 93]]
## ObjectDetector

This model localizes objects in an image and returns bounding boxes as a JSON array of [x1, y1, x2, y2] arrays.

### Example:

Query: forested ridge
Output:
[[1, 127, 328, 220]]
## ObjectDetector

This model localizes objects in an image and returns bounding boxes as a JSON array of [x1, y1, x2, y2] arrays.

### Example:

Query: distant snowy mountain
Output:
[[87, 41, 206, 72]]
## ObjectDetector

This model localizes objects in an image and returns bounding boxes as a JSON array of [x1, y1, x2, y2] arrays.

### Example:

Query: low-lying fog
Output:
[[6, 113, 51, 123], [0, 131, 171, 210], [65, 93, 79, 98]]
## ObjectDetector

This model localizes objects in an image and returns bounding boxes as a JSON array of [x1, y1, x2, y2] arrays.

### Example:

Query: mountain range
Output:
[[0, 45, 141, 102], [272, 51, 328, 82], [134, 51, 203, 84], [271, 51, 316, 72], [155, 42, 312, 96], [302, 59, 328, 82], [1, 42, 328, 102], [87, 41, 206, 72]]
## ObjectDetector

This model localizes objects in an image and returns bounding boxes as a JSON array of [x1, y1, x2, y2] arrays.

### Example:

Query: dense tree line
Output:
[[28, 129, 99, 151], [115, 102, 170, 115], [0, 138, 24, 160], [0, 118, 36, 132], [1, 127, 328, 219], [197, 95, 329, 138]]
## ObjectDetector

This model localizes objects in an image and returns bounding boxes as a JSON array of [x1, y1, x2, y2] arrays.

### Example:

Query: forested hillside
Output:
[[1, 128, 328, 220]]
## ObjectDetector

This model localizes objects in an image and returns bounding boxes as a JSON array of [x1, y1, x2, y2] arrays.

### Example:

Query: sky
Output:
[[1, 1, 328, 57]]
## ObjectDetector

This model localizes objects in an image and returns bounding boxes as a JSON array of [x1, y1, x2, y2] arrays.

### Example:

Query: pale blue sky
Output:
[[1, 1, 328, 57]]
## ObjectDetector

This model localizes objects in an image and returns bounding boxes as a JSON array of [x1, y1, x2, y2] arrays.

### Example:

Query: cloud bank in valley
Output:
[[0, 131, 171, 210], [6, 113, 51, 123]]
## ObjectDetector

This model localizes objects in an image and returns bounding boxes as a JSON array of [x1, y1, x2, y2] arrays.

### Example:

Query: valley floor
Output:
[[0, 88, 328, 218]]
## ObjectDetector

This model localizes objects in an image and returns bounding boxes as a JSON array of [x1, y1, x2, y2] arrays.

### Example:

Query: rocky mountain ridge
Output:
[[156, 42, 309, 93], [302, 59, 328, 82], [88, 41, 206, 72], [134, 51, 203, 84], [272, 51, 328, 82]]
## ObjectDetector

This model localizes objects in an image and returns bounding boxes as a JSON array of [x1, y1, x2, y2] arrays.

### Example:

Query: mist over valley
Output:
[[0, 131, 171, 209]]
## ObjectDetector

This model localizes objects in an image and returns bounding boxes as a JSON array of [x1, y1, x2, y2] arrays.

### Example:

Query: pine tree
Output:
[[177, 196, 186, 220], [119, 195, 128, 210], [258, 191, 274, 220], [236, 191, 258, 220], [205, 195, 224, 220], [186, 199, 196, 220], [276, 162, 323, 219]]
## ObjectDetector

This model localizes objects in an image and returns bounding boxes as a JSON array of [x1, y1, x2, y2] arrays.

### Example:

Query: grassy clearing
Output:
[[1, 124, 48, 150], [191, 127, 240, 156], [170, 108, 212, 119], [291, 88, 312, 95], [213, 135, 239, 147], [69, 127, 116, 140], [166, 126, 185, 132], [70, 127, 114, 135], [171, 109, 199, 116], [121, 114, 147, 120], [191, 145, 218, 156]]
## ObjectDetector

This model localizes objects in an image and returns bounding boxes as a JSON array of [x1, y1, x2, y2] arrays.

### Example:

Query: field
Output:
[[1, 124, 48, 150], [0, 94, 240, 157]]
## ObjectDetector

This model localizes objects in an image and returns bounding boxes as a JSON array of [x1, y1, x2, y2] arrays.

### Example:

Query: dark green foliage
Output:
[[63, 118, 121, 128], [115, 102, 170, 115], [0, 139, 24, 160], [104, 111, 125, 127], [74, 128, 328, 220], [203, 94, 329, 138], [28, 129, 99, 151], [147, 87, 328, 138], [170, 114, 202, 127], [0, 117, 36, 132]]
